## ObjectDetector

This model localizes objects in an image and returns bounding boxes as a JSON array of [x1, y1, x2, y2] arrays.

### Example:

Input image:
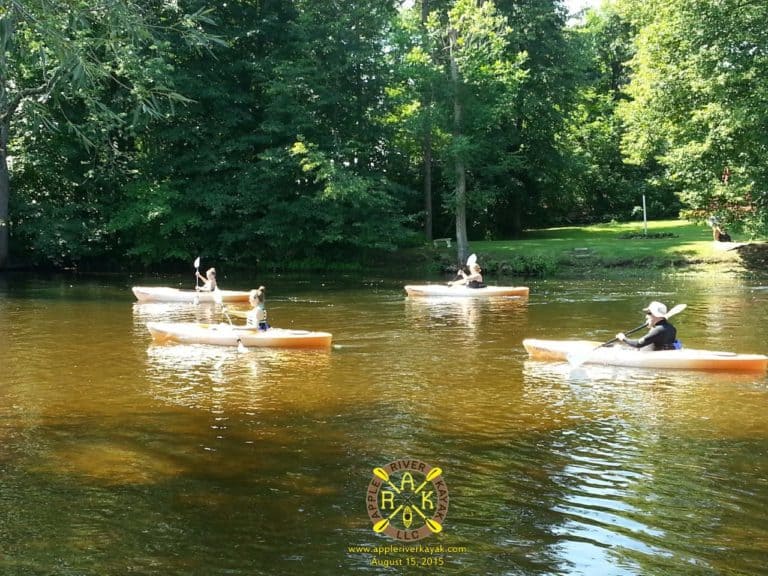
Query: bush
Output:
[[497, 254, 558, 277]]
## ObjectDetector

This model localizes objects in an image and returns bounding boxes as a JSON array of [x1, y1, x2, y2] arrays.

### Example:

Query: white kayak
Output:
[[523, 338, 768, 372], [147, 322, 333, 348], [404, 284, 529, 298], [132, 286, 250, 303]]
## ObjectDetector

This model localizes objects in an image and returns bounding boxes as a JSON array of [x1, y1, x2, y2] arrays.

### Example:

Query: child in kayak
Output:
[[247, 286, 269, 331], [196, 267, 217, 291], [449, 262, 486, 289], [617, 301, 679, 350]]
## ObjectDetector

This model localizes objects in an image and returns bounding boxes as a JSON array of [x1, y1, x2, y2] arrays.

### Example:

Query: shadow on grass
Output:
[[735, 243, 768, 272]]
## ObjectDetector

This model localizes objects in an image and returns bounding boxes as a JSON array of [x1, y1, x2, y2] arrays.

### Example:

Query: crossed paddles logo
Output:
[[366, 459, 449, 541]]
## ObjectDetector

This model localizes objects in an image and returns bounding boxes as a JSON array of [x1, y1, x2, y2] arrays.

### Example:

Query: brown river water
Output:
[[1, 271, 767, 575]]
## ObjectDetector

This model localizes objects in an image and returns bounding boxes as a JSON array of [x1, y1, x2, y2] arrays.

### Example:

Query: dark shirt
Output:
[[623, 320, 677, 350]]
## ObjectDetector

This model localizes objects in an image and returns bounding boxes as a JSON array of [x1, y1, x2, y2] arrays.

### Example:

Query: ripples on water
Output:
[[1, 276, 767, 575]]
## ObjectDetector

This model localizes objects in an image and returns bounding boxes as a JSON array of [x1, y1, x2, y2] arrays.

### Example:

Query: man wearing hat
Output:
[[617, 301, 679, 350]]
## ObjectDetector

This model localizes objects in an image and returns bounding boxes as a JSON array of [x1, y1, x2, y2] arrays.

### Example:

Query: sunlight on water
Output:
[[1, 274, 767, 575]]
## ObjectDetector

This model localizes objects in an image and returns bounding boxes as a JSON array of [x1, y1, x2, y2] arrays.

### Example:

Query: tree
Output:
[[557, 3, 678, 224], [0, 0, 216, 268], [617, 0, 768, 236], [251, 0, 413, 264], [405, 0, 526, 263]]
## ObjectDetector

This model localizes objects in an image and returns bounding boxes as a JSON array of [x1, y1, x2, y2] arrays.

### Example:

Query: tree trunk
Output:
[[423, 131, 433, 241], [421, 0, 433, 242], [449, 29, 468, 265], [0, 121, 9, 269]]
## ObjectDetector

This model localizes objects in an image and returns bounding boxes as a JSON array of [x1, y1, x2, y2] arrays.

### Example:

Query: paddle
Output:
[[215, 289, 248, 353], [567, 303, 687, 367], [192, 256, 202, 305]]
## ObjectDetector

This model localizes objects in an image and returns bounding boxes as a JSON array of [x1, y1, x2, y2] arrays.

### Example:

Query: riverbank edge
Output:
[[411, 241, 768, 281]]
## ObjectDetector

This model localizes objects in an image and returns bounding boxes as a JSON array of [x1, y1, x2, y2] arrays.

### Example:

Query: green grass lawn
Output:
[[428, 220, 764, 277], [478, 220, 714, 263]]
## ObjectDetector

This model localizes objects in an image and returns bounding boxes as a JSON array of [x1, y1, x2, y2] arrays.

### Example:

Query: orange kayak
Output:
[[147, 322, 332, 348], [405, 285, 529, 297], [523, 339, 768, 372]]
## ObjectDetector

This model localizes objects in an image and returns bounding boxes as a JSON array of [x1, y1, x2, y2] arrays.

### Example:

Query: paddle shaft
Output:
[[594, 322, 647, 350]]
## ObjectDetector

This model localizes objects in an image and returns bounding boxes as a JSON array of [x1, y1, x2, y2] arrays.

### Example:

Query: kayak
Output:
[[522, 338, 768, 372], [132, 286, 250, 303], [146, 322, 333, 348], [404, 285, 529, 298]]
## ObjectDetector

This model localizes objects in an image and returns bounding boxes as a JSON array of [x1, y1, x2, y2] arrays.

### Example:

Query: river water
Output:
[[1, 272, 767, 575]]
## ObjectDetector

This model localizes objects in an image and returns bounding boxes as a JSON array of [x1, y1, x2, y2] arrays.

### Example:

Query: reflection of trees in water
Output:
[[686, 278, 768, 352], [522, 360, 767, 435], [428, 362, 768, 576]]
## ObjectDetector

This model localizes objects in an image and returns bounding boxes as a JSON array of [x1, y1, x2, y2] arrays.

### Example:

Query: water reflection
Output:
[[132, 301, 231, 325], [404, 295, 528, 341], [523, 360, 768, 438], [3, 275, 768, 575], [144, 344, 332, 413]]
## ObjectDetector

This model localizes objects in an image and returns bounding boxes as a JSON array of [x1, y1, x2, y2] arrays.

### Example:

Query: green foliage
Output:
[[558, 4, 679, 226], [617, 0, 768, 236], [6, 0, 768, 270], [498, 254, 558, 277], [1, 0, 220, 267]]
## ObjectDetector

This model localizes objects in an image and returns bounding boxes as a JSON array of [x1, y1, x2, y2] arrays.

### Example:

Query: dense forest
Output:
[[1, 0, 766, 270]]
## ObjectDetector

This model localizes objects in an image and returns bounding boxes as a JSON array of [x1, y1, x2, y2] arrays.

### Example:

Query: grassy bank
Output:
[[425, 220, 768, 278]]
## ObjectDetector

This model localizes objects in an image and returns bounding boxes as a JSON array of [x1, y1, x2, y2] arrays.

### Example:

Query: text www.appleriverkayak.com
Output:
[[347, 544, 467, 554]]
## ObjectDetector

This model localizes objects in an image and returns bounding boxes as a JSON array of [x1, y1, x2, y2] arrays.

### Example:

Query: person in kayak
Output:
[[449, 262, 486, 289], [617, 301, 679, 350], [247, 286, 269, 331], [196, 267, 217, 291]]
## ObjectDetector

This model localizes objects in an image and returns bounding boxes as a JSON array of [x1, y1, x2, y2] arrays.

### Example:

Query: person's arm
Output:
[[449, 270, 469, 286], [622, 325, 664, 348]]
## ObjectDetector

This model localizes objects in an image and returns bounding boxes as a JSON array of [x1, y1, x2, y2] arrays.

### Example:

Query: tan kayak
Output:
[[523, 339, 768, 372], [147, 321, 332, 348], [405, 285, 529, 297], [132, 286, 250, 303]]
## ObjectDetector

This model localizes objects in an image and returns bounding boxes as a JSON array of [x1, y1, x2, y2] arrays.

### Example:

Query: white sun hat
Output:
[[643, 301, 668, 318]]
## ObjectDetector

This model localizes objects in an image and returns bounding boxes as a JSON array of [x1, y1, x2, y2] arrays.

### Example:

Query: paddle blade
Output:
[[426, 519, 443, 533], [193, 256, 200, 269], [372, 467, 390, 482], [425, 467, 442, 482], [665, 303, 687, 318], [466, 253, 477, 267], [373, 518, 389, 533]]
